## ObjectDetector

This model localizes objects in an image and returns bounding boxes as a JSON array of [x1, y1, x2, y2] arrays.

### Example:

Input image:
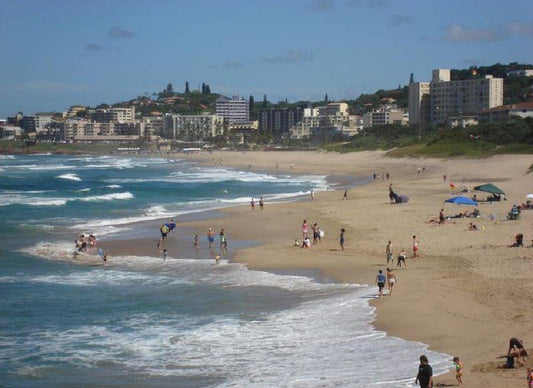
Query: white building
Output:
[[90, 107, 136, 123], [429, 69, 503, 124], [22, 113, 53, 133], [507, 69, 533, 77], [164, 113, 225, 140], [408, 82, 430, 126], [215, 96, 249, 123], [362, 107, 408, 128]]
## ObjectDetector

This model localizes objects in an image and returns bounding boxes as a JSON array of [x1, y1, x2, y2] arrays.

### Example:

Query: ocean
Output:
[[0, 154, 450, 387]]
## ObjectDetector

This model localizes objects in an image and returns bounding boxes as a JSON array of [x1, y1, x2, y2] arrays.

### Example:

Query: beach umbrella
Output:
[[473, 183, 505, 195], [445, 196, 478, 206], [527, 194, 533, 199]]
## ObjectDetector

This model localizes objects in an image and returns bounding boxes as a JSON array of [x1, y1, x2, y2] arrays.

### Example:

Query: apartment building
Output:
[[163, 113, 224, 140], [362, 107, 408, 128], [60, 119, 143, 140], [408, 82, 430, 126], [215, 96, 249, 123], [90, 107, 136, 123], [258, 108, 303, 138], [429, 69, 503, 124], [21, 113, 53, 133]]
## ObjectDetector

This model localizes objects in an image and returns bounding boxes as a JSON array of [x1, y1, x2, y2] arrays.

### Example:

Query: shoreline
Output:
[[170, 150, 533, 387], [24, 150, 533, 386]]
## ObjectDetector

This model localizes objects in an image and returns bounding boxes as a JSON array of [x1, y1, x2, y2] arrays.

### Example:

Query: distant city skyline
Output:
[[1, 0, 532, 118]]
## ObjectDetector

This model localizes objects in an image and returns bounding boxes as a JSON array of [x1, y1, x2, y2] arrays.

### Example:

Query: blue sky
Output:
[[1, 0, 532, 117]]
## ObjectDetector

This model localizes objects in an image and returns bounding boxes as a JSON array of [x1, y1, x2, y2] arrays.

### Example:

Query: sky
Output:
[[1, 0, 532, 118]]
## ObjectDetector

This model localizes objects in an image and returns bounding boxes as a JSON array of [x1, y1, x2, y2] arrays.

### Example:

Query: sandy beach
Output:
[[103, 150, 533, 387]]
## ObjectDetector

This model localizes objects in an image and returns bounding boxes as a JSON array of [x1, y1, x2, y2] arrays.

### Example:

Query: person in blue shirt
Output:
[[376, 270, 386, 296]]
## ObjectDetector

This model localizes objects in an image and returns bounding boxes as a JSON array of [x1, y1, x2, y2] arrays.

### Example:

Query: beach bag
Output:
[[319, 229, 324, 238]]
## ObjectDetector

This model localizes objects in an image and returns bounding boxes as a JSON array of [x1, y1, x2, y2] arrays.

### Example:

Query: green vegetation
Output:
[[325, 117, 533, 158]]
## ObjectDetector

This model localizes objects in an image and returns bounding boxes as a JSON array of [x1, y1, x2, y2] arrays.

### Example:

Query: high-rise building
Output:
[[215, 96, 249, 123], [408, 82, 430, 126], [258, 108, 303, 138], [163, 113, 224, 140], [429, 69, 503, 124]]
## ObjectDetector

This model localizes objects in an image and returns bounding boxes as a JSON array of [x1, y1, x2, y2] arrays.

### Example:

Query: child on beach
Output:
[[527, 368, 533, 388], [339, 228, 345, 251], [163, 249, 167, 260], [193, 234, 199, 247], [453, 356, 463, 385], [412, 235, 420, 258], [302, 219, 309, 239], [215, 254, 220, 264]]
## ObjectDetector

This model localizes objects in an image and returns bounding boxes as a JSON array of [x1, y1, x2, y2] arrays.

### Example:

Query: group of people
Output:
[[250, 197, 264, 210], [74, 234, 97, 253], [375, 267, 397, 296], [298, 219, 324, 248]]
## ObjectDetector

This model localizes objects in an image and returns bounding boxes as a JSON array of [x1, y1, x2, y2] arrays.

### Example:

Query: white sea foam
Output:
[[56, 173, 81, 181], [0, 194, 67, 207], [0, 191, 133, 207], [105, 184, 122, 189], [0, 154, 15, 159], [78, 192, 134, 202], [2, 256, 452, 385]]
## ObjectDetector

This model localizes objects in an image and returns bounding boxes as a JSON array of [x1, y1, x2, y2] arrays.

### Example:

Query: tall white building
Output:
[[429, 69, 503, 124], [215, 96, 249, 123], [164, 113, 224, 140], [408, 82, 430, 126]]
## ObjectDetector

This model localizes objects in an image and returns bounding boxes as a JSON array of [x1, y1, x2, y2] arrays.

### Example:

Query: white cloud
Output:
[[443, 24, 505, 42]]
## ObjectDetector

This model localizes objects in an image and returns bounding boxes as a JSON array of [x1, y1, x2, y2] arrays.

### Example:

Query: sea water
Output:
[[0, 154, 450, 387]]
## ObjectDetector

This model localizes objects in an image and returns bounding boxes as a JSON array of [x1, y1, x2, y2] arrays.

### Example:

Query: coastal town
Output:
[[1, 66, 532, 150], [2, 1, 533, 387]]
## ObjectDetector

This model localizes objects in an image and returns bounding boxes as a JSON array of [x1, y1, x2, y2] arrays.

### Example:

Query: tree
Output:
[[324, 93, 328, 102], [166, 83, 174, 94], [201, 83, 206, 94], [263, 94, 268, 108], [205, 84, 211, 94], [185, 81, 190, 93], [249, 95, 254, 111], [409, 73, 414, 84]]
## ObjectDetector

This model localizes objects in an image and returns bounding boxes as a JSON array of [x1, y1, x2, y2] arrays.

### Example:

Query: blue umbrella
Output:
[[445, 196, 478, 206]]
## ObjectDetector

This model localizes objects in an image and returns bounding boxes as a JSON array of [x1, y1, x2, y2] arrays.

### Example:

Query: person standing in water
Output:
[[339, 228, 345, 251]]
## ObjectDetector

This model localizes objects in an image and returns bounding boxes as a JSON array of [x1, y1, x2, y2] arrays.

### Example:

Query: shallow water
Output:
[[0, 154, 450, 386]]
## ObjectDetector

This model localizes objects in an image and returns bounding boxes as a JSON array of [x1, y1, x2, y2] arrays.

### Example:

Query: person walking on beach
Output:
[[453, 356, 463, 385], [343, 189, 348, 200], [250, 198, 255, 210], [160, 224, 169, 242], [386, 241, 393, 264], [207, 228, 215, 249], [219, 228, 227, 249], [310, 190, 315, 200], [376, 270, 386, 297], [339, 228, 345, 251], [415, 355, 433, 388], [397, 249, 407, 269], [412, 235, 420, 258], [259, 197, 264, 210], [386, 268, 397, 295]]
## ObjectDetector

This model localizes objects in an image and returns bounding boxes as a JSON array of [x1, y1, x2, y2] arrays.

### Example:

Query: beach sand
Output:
[[106, 150, 533, 387]]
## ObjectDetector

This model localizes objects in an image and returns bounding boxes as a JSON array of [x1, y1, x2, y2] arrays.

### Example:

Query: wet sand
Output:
[[105, 150, 533, 387]]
